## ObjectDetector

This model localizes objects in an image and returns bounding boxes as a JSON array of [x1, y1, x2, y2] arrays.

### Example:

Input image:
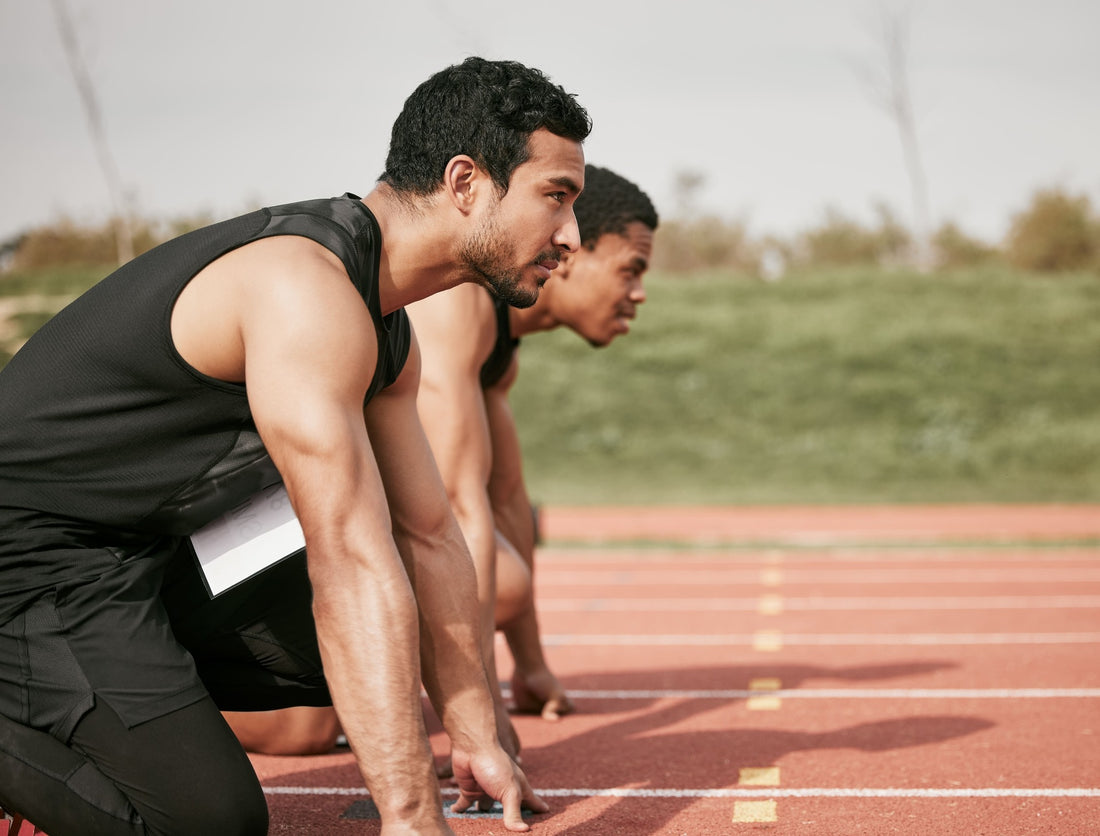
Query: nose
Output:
[[553, 210, 581, 254], [629, 279, 647, 303]]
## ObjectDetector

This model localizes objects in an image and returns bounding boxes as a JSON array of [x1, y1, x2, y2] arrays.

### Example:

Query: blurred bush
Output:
[[1, 214, 214, 275], [652, 215, 762, 277], [4, 185, 1099, 279], [6, 217, 155, 271], [790, 203, 912, 270], [931, 221, 1000, 270], [1004, 188, 1100, 273]]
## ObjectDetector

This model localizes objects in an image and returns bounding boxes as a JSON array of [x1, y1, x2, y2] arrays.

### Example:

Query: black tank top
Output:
[[0, 194, 409, 586], [478, 293, 519, 389]]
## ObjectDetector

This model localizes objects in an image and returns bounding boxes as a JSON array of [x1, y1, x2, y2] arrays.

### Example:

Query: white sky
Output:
[[1, 0, 1098, 245]]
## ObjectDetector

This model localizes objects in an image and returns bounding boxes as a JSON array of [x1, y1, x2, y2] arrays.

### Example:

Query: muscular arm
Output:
[[365, 326, 537, 821], [237, 244, 444, 827], [175, 235, 541, 830], [486, 358, 574, 721], [405, 288, 511, 726], [366, 338, 495, 745], [485, 362, 536, 567]]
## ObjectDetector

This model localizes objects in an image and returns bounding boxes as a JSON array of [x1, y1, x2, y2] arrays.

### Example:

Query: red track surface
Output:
[[9, 505, 1100, 835]]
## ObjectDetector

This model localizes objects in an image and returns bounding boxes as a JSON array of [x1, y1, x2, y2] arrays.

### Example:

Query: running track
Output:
[[12, 505, 1100, 835]]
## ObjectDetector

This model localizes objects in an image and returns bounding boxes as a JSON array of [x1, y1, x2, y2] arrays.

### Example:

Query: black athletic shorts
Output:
[[0, 536, 329, 744], [0, 539, 206, 740]]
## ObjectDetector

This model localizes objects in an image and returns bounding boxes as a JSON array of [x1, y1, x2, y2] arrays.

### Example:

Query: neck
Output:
[[362, 184, 475, 314], [509, 290, 560, 338]]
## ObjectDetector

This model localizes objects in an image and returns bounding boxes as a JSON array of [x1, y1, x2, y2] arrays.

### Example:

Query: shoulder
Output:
[[405, 284, 497, 370], [235, 237, 379, 377]]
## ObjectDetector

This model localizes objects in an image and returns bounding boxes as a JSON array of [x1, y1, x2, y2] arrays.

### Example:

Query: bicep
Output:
[[484, 362, 527, 510], [363, 336, 459, 541], [240, 257, 390, 553], [407, 291, 497, 519]]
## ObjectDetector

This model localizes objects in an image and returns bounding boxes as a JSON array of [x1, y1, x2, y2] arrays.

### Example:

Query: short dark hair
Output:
[[575, 165, 659, 248], [380, 57, 592, 197]]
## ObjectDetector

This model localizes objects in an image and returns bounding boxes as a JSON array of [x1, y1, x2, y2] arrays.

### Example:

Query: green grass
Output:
[[509, 267, 1100, 505], [0, 265, 107, 365], [4, 264, 1100, 505], [0, 264, 110, 297]]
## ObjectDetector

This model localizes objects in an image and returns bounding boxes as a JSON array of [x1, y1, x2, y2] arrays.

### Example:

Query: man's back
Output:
[[0, 195, 410, 618]]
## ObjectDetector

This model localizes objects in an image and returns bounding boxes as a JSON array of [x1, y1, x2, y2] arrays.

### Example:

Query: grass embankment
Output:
[[3, 265, 1099, 505], [510, 268, 1100, 505]]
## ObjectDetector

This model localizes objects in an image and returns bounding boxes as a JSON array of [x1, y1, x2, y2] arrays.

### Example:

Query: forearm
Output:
[[396, 522, 499, 752], [311, 550, 441, 824], [450, 499, 502, 672]]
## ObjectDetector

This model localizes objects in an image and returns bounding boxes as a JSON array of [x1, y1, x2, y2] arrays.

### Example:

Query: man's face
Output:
[[557, 221, 654, 347], [460, 129, 585, 308]]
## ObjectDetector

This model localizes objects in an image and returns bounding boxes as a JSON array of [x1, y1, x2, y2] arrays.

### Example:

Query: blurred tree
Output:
[[672, 170, 707, 219]]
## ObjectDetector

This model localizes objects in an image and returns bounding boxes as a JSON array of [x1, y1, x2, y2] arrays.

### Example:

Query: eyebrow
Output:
[[547, 175, 582, 196]]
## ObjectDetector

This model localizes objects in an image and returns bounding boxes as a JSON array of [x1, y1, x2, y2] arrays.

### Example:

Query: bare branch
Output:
[[50, 0, 134, 265], [854, 1, 933, 269]]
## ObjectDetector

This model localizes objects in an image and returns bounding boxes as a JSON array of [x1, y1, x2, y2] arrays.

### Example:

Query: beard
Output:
[[459, 207, 556, 309]]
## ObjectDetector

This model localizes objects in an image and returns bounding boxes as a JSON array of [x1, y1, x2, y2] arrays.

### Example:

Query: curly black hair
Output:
[[380, 57, 592, 197], [574, 165, 659, 247]]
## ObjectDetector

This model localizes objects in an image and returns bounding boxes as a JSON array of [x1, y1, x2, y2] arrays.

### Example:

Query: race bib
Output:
[[189, 483, 305, 596]]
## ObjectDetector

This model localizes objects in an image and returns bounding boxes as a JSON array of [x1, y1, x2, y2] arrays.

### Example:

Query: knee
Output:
[[221, 787, 269, 836], [276, 707, 342, 756], [224, 707, 341, 756], [495, 551, 533, 628], [166, 777, 268, 836], [158, 770, 269, 836]]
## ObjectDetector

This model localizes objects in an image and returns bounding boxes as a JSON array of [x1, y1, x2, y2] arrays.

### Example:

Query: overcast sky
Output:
[[2, 0, 1098, 246]]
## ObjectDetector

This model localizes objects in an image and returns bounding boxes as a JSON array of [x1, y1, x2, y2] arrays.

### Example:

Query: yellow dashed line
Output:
[[739, 766, 781, 786], [732, 799, 778, 822], [758, 594, 784, 615], [760, 568, 784, 587], [749, 677, 782, 691], [753, 630, 783, 651], [746, 694, 782, 710], [747, 677, 782, 710], [738, 560, 784, 823]]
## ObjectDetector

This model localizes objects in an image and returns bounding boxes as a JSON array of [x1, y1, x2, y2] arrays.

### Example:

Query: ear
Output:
[[442, 155, 485, 215]]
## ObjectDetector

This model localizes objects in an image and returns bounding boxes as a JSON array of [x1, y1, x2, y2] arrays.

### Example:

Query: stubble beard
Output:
[[460, 210, 543, 309]]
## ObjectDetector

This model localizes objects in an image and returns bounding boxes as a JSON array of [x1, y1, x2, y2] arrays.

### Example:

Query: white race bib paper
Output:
[[189, 483, 305, 597]]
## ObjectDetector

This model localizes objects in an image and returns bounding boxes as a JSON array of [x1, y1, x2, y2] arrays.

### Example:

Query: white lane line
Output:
[[537, 550, 1100, 564], [535, 569, 1100, 585], [541, 632, 1100, 646], [536, 595, 1100, 612], [556, 688, 1100, 699], [264, 786, 1100, 799]]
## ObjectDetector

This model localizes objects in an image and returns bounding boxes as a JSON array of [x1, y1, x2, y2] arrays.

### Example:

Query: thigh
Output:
[[70, 696, 268, 836], [53, 540, 210, 730], [163, 547, 331, 710], [0, 540, 208, 739]]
